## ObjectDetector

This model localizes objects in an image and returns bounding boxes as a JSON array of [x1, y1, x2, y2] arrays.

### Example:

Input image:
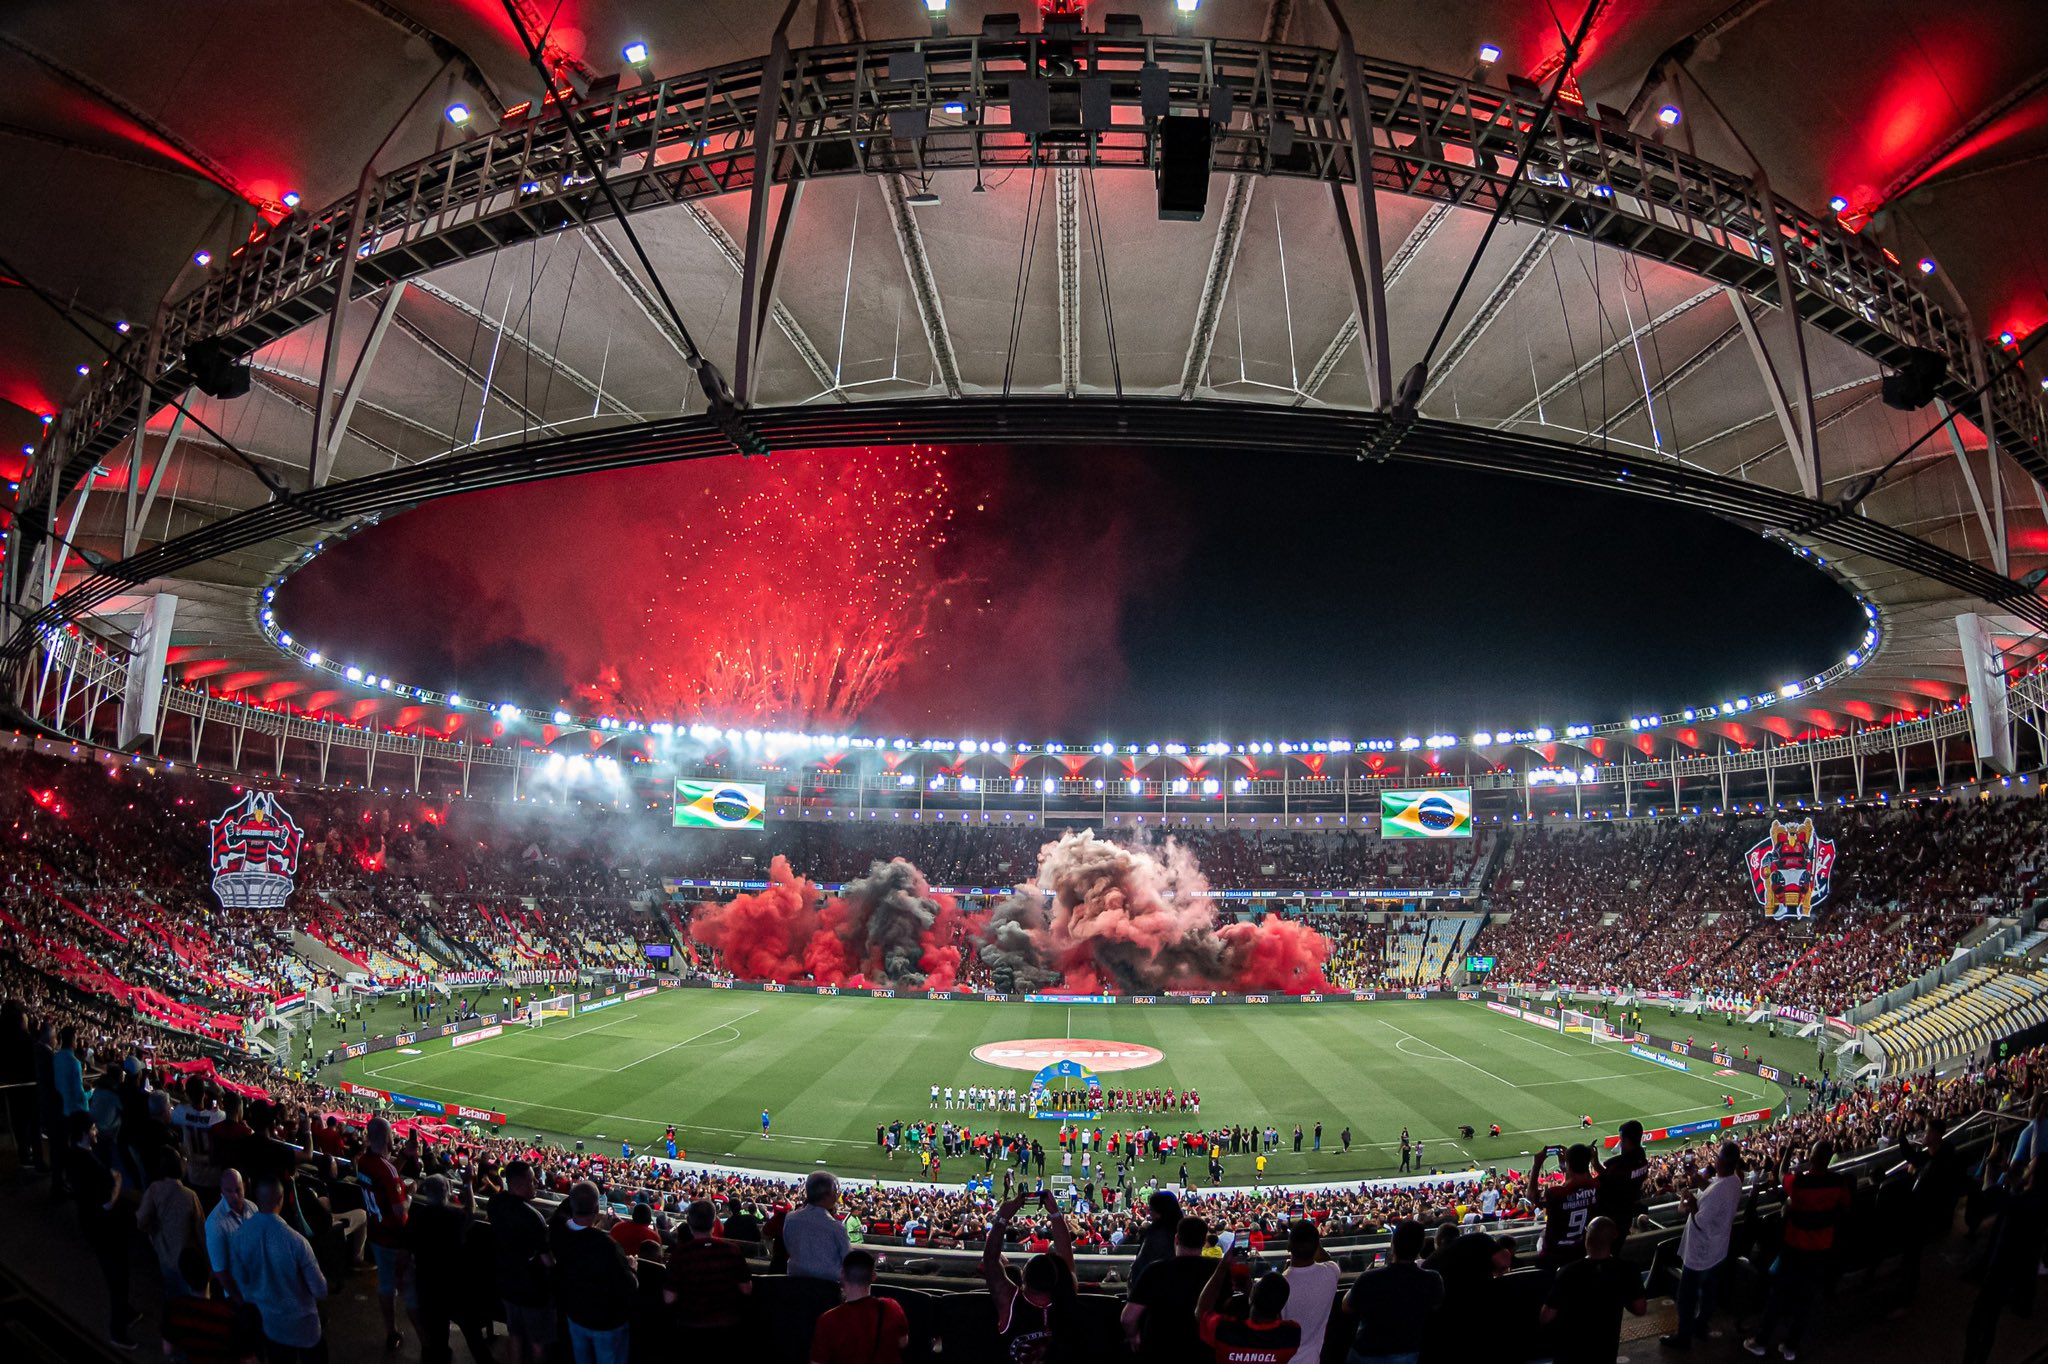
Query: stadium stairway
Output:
[[289, 928, 364, 981]]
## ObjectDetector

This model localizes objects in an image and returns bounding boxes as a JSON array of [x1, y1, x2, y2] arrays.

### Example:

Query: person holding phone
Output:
[[1531, 1144, 1600, 1270], [1197, 1246, 1302, 1364]]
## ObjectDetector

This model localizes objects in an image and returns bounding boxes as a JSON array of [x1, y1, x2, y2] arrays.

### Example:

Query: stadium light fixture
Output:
[[446, 103, 471, 126], [1917, 258, 1937, 274], [496, 703, 519, 722], [1655, 105, 1681, 127], [623, 41, 649, 65], [553, 710, 571, 725], [115, 320, 131, 333], [1174, 0, 1199, 11], [1828, 195, 1848, 213], [1477, 43, 1501, 64], [74, 364, 89, 376], [1999, 330, 2016, 346], [282, 191, 301, 208], [194, 250, 212, 266]]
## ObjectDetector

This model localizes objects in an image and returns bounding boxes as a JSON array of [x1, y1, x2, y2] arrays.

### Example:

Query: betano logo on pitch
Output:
[[972, 1039, 1164, 1072]]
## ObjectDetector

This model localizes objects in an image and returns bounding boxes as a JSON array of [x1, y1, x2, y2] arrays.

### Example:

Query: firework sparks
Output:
[[581, 445, 955, 726]]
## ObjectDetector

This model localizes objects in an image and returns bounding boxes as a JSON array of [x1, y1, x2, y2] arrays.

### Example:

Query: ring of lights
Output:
[[255, 440, 1885, 751], [13, 31, 2048, 767]]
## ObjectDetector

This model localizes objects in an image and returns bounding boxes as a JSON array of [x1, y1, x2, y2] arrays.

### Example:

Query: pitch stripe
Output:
[[1376, 1018, 1521, 1089], [613, 1009, 761, 1074]]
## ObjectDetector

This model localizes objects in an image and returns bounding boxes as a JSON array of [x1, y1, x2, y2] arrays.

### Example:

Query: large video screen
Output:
[[673, 779, 767, 831], [1380, 788, 1473, 839]]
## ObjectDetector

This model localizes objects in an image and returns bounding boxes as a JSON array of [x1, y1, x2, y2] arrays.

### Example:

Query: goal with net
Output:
[[519, 993, 576, 1028], [1563, 1008, 1633, 1043]]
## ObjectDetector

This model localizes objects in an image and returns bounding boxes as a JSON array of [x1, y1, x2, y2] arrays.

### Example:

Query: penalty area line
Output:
[[615, 1009, 761, 1074], [1378, 1019, 1521, 1090]]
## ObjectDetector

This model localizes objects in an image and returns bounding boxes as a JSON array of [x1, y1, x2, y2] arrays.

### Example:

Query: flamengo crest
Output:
[[1745, 817, 1836, 920], [209, 791, 304, 909]]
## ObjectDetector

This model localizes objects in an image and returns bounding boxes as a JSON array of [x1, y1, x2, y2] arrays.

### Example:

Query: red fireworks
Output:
[[581, 445, 954, 727]]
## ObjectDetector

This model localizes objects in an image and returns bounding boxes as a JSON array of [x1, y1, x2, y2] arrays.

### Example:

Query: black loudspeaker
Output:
[[1156, 115, 1213, 221], [185, 336, 251, 400], [1881, 345, 1947, 411]]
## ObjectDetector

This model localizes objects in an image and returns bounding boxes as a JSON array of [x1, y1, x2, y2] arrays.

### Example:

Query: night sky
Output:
[[276, 444, 1866, 740]]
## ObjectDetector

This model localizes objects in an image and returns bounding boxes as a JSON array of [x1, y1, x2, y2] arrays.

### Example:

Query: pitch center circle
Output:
[[970, 1039, 1163, 1072]]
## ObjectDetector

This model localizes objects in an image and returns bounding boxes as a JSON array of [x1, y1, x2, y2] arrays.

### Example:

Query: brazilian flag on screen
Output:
[[1380, 788, 1473, 839], [673, 780, 767, 831]]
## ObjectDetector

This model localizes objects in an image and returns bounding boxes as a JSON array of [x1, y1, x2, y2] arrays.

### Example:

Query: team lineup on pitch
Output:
[[336, 990, 1799, 1185]]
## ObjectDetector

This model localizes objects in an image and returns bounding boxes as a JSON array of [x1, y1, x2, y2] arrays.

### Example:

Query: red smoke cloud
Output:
[[985, 832, 1328, 994], [694, 834, 1326, 995], [690, 854, 987, 990]]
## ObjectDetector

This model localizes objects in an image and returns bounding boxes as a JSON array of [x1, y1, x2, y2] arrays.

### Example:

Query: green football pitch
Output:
[[336, 993, 1793, 1185]]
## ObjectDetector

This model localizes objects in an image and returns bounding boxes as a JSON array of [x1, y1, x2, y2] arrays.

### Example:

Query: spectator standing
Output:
[[227, 1178, 328, 1364], [1540, 1217, 1646, 1364], [982, 1191, 1076, 1363], [408, 1174, 494, 1364], [488, 1161, 556, 1364], [783, 1172, 853, 1281], [1662, 1142, 1742, 1350], [356, 1116, 415, 1352], [1126, 1190, 1183, 1288], [550, 1180, 637, 1364], [665, 1199, 753, 1355], [1282, 1220, 1341, 1363], [204, 1168, 252, 1299], [1196, 1252, 1300, 1363], [65, 1112, 138, 1349], [810, 1249, 910, 1364], [52, 1026, 88, 1120], [32, 1021, 61, 1180], [1962, 1154, 2047, 1364], [1591, 1121, 1650, 1239], [1893, 1114, 1964, 1305], [135, 1146, 206, 1300], [1121, 1215, 1212, 1361], [1742, 1140, 1852, 1361], [1532, 1144, 1600, 1269], [1342, 1219, 1442, 1364], [0, 1000, 38, 1169]]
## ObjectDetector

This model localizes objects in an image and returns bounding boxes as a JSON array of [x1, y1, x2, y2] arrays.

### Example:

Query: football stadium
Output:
[[0, 3, 2045, 1364]]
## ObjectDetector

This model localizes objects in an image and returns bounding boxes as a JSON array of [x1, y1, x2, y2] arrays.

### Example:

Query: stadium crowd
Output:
[[0, 742, 2045, 1360], [1482, 801, 2039, 1014], [8, 741, 2043, 1017], [3, 935, 2043, 1362]]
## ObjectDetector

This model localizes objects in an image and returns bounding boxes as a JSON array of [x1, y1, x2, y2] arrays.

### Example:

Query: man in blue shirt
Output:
[[52, 1026, 87, 1117], [228, 1178, 327, 1361], [761, 1109, 772, 1138]]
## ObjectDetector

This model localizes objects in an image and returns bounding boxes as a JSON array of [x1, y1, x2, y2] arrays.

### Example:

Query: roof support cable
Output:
[[1408, 0, 1603, 415], [496, 0, 766, 454], [1820, 324, 2048, 529]]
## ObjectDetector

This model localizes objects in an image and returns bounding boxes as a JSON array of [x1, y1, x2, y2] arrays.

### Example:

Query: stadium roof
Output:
[[3, 0, 2047, 759]]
